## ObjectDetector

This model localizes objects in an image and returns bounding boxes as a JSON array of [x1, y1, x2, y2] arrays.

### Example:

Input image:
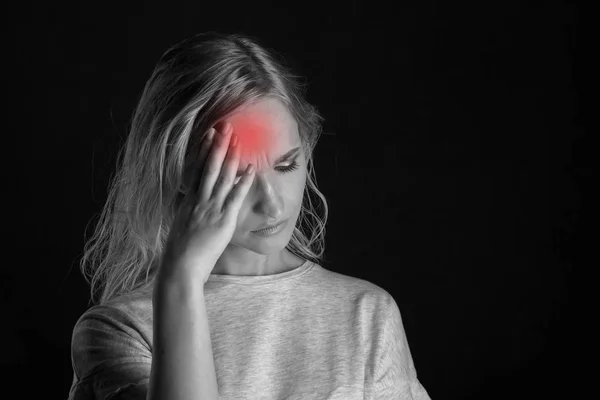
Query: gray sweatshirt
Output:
[[67, 260, 431, 399]]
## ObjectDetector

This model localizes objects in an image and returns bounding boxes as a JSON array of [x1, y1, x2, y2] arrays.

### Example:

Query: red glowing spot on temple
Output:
[[227, 111, 274, 161]]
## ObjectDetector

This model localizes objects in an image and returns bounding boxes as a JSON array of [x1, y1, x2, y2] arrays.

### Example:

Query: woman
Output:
[[67, 32, 431, 400]]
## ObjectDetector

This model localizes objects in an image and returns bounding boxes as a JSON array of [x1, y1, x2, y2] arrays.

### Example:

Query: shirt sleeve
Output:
[[372, 296, 432, 400], [68, 305, 152, 400]]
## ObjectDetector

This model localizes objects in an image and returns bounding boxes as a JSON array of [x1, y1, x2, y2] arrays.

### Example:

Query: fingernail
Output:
[[207, 128, 216, 141]]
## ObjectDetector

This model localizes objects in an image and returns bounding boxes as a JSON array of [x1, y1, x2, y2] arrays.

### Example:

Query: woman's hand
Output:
[[158, 121, 255, 286]]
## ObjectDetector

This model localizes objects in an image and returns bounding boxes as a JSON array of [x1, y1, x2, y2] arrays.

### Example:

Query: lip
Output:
[[251, 219, 287, 232]]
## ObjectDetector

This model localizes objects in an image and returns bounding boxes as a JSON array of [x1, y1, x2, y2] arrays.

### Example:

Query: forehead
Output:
[[225, 97, 300, 153]]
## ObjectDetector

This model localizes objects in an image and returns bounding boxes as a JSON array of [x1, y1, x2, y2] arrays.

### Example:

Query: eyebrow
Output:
[[275, 146, 301, 163]]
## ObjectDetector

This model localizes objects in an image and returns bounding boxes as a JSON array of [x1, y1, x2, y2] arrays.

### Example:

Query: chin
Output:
[[251, 234, 291, 252]]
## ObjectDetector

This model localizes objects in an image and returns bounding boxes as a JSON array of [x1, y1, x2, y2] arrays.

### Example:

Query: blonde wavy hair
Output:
[[80, 32, 329, 306]]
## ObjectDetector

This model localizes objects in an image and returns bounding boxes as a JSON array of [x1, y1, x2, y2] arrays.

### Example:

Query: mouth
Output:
[[251, 219, 287, 233]]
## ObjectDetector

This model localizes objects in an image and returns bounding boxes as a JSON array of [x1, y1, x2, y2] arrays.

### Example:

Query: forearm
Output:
[[148, 276, 219, 400]]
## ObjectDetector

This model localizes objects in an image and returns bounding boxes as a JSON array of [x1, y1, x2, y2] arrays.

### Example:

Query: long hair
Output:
[[80, 32, 329, 306]]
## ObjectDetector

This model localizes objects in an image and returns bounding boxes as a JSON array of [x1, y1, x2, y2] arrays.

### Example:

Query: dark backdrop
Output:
[[4, 0, 586, 399]]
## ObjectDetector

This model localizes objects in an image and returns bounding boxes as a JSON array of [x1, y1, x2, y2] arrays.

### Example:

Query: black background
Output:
[[4, 0, 586, 399]]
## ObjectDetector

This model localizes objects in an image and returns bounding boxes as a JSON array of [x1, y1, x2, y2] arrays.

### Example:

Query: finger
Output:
[[199, 122, 233, 203], [189, 128, 216, 195], [213, 133, 240, 205], [223, 163, 255, 214]]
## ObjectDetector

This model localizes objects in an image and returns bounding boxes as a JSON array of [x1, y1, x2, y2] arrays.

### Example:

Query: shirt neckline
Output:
[[206, 259, 314, 285]]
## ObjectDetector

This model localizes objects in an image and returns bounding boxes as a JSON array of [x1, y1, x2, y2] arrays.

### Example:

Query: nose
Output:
[[250, 174, 284, 220]]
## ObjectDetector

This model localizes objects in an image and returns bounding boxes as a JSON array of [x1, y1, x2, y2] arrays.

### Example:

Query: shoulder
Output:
[[69, 294, 153, 385], [72, 291, 153, 350], [69, 294, 153, 400], [309, 263, 397, 311]]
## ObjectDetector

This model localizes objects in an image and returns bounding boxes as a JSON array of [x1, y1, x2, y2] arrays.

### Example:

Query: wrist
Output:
[[154, 262, 208, 300]]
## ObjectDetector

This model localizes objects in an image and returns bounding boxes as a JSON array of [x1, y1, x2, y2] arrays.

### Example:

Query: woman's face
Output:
[[223, 97, 307, 254]]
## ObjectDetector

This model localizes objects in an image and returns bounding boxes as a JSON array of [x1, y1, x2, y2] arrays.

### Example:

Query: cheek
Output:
[[288, 171, 307, 210], [298, 166, 308, 192]]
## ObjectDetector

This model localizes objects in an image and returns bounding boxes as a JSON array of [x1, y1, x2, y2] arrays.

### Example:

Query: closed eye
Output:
[[233, 160, 299, 185], [276, 160, 299, 173], [236, 157, 300, 176]]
